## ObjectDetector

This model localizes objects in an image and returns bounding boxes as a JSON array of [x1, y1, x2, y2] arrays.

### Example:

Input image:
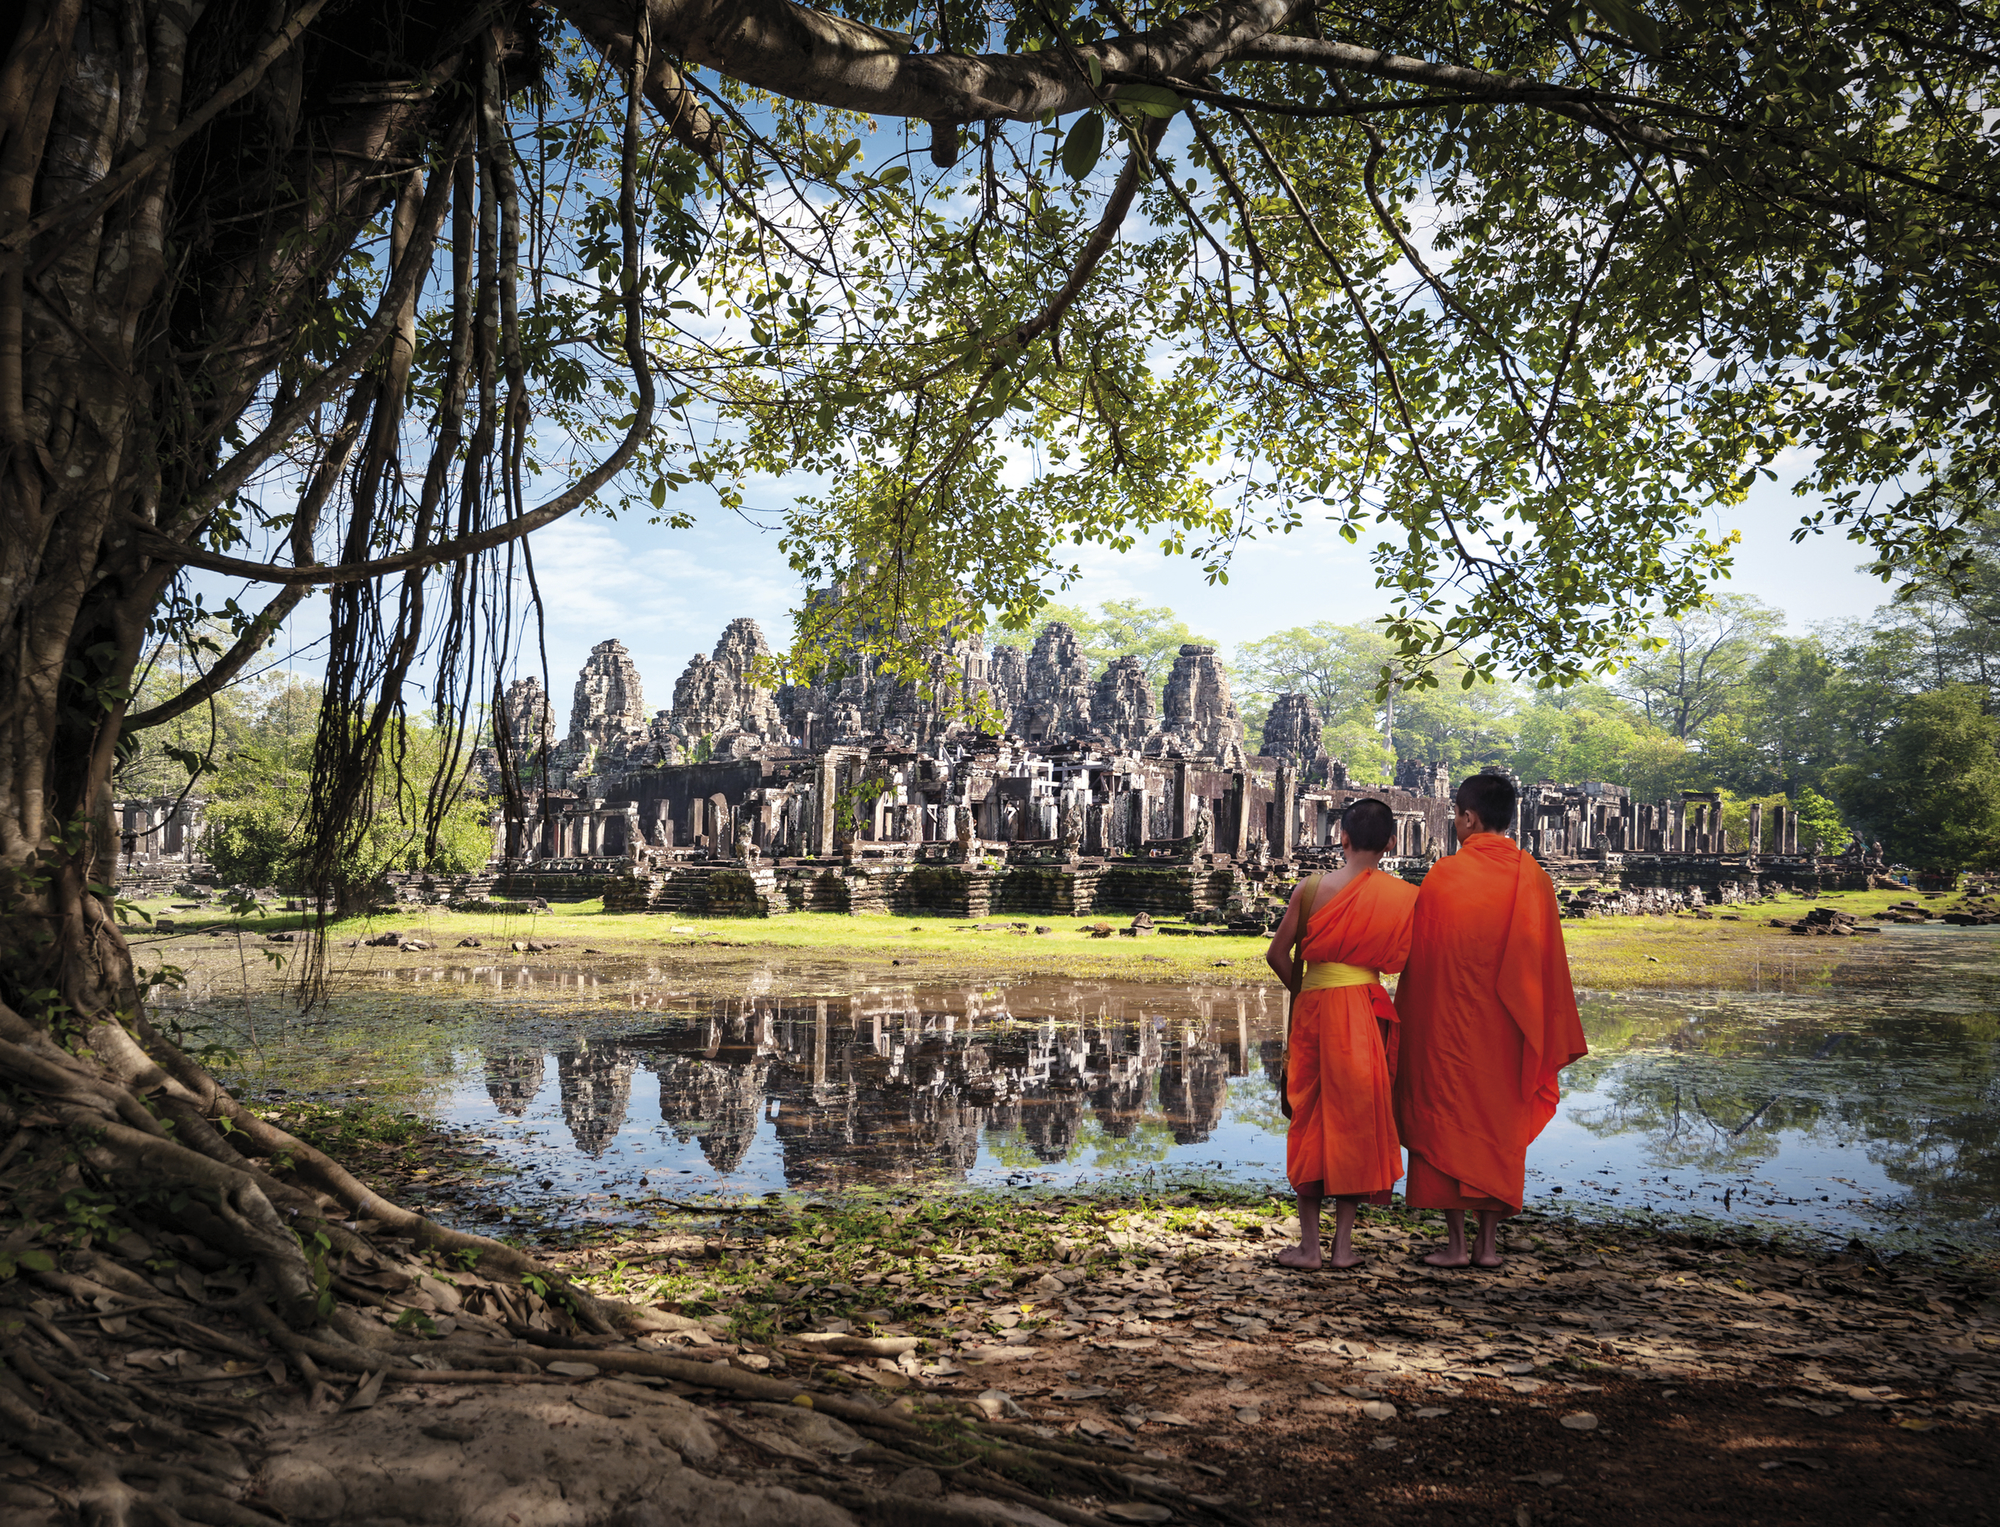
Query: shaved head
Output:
[[1341, 797, 1396, 852], [1455, 773, 1516, 833]]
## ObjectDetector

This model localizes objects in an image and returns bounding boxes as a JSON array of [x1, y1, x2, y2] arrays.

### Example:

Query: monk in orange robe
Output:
[[1394, 773, 1588, 1268], [1265, 798, 1418, 1269]]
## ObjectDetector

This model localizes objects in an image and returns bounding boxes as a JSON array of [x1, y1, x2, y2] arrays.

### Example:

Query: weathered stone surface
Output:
[[985, 644, 1028, 732], [1394, 755, 1453, 798], [1013, 623, 1094, 741], [498, 675, 553, 755], [553, 639, 650, 783], [568, 639, 648, 750], [1260, 692, 1326, 769], [1090, 654, 1155, 750], [1157, 644, 1245, 764], [646, 710, 686, 767], [670, 618, 786, 745]]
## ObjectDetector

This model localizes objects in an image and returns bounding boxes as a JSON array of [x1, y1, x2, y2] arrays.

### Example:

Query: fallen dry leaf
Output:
[[1558, 1412, 1599, 1431]]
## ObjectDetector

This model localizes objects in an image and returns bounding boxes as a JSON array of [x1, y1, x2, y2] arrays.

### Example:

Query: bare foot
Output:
[[1274, 1244, 1322, 1270], [1421, 1246, 1471, 1267], [1472, 1250, 1505, 1269], [1324, 1249, 1364, 1269]]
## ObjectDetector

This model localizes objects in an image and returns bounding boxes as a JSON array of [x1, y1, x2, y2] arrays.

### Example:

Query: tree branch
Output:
[[561, 5, 725, 157], [558, 0, 1311, 126], [119, 585, 308, 734]]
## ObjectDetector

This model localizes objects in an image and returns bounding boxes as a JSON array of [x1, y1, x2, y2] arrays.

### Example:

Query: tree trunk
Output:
[[0, 4, 665, 1509]]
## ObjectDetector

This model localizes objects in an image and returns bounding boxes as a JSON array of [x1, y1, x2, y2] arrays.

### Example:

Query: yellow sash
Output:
[[1299, 960, 1381, 991]]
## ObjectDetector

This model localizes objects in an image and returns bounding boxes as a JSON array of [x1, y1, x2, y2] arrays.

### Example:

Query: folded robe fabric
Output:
[[1393, 832, 1588, 1212], [1285, 868, 1419, 1199]]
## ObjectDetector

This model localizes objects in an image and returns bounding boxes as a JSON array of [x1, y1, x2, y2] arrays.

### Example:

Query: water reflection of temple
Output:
[[483, 1047, 545, 1116], [557, 1041, 634, 1155], [476, 983, 1284, 1188]]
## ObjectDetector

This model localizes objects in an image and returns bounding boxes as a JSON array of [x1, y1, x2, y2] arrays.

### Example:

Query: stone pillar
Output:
[[814, 754, 838, 857], [1173, 761, 1191, 839], [1274, 765, 1296, 862], [1748, 802, 1763, 856]]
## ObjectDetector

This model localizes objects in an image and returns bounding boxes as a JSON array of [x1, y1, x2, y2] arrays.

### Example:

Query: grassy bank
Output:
[[124, 882, 1977, 996]]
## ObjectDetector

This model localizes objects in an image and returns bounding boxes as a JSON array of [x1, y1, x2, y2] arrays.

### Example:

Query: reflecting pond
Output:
[[178, 926, 2000, 1248]]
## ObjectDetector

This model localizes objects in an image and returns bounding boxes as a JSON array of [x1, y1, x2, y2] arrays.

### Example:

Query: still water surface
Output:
[[182, 927, 2000, 1248]]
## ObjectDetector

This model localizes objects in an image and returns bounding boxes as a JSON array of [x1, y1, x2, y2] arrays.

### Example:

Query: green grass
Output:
[[123, 898, 1276, 984], [124, 878, 1984, 998]]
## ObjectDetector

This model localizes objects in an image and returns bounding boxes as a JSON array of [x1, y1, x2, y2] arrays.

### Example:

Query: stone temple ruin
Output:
[[442, 617, 1894, 923]]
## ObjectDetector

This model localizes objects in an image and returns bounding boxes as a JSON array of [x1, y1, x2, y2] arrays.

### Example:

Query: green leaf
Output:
[[1061, 113, 1104, 182], [1594, 0, 1663, 53], [1114, 84, 1183, 118], [17, 1250, 54, 1273], [1087, 56, 1103, 91]]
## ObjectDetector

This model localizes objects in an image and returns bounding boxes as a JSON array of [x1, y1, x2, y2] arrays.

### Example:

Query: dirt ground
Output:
[[7, 1192, 1991, 1527]]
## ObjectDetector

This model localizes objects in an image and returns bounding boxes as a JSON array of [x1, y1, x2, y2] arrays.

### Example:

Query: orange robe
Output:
[[1285, 869, 1419, 1199], [1393, 832, 1588, 1214]]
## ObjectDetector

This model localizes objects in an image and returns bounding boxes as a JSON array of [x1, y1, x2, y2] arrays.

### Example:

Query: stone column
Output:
[[1229, 771, 1251, 858], [814, 753, 838, 857], [1173, 761, 1191, 839], [1748, 802, 1763, 856], [1274, 764, 1296, 862]]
